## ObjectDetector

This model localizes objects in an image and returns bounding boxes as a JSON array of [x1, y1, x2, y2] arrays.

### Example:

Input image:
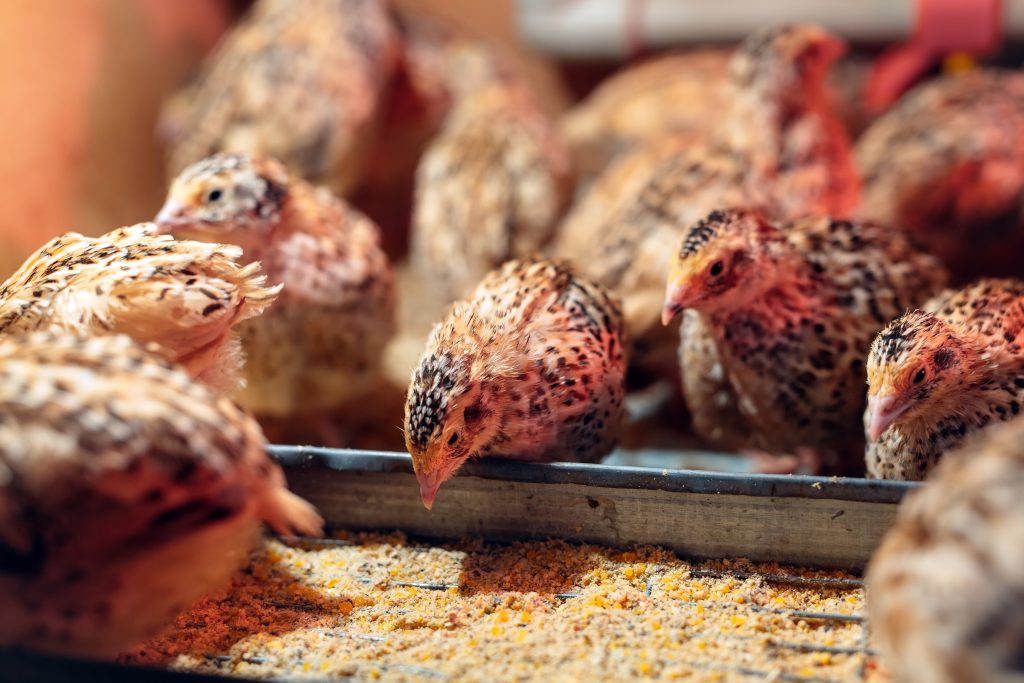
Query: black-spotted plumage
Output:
[[404, 257, 626, 507], [664, 209, 947, 473], [866, 279, 1024, 480]]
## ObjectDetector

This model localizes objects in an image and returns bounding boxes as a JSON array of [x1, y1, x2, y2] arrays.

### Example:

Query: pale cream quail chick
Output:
[[156, 153, 396, 445], [857, 70, 1024, 282], [865, 278, 1024, 480], [0, 223, 278, 395], [405, 257, 625, 509], [662, 209, 947, 474], [161, 0, 397, 197], [867, 418, 1024, 683], [410, 81, 573, 304], [555, 24, 859, 382], [0, 332, 322, 658]]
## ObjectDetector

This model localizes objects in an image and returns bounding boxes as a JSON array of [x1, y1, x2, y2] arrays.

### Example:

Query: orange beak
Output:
[[417, 469, 443, 511], [866, 394, 909, 441], [154, 199, 188, 229], [662, 266, 698, 326]]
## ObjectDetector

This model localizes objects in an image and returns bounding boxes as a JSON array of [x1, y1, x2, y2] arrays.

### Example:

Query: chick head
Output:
[[156, 153, 290, 258], [866, 311, 976, 440], [662, 208, 785, 324]]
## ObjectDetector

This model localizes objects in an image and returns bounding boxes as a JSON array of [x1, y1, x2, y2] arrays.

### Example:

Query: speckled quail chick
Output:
[[156, 153, 396, 445], [857, 70, 1024, 282], [0, 223, 278, 394], [405, 257, 626, 509], [662, 209, 947, 473], [0, 332, 322, 658], [555, 24, 859, 381], [161, 0, 397, 197], [867, 417, 1024, 683], [410, 81, 573, 304], [865, 278, 1024, 480]]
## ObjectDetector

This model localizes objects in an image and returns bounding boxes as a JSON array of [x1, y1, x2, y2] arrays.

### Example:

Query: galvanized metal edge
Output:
[[270, 446, 918, 504]]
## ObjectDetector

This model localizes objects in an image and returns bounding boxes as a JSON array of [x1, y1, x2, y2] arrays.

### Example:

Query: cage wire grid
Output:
[[186, 535, 876, 682]]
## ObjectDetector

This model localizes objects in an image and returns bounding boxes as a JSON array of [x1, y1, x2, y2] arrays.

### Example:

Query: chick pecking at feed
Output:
[[554, 24, 859, 383], [867, 417, 1024, 683], [156, 153, 396, 445], [0, 223, 278, 395], [662, 209, 947, 474], [410, 81, 573, 304], [405, 257, 626, 509], [160, 0, 397, 197], [856, 70, 1024, 283], [865, 278, 1024, 480], [0, 332, 321, 659]]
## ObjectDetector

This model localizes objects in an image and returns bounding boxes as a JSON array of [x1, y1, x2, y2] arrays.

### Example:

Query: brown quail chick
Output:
[[405, 257, 625, 509], [865, 279, 1024, 480], [161, 0, 397, 197], [555, 25, 859, 383], [867, 418, 1024, 683], [156, 153, 396, 445], [0, 223, 278, 395], [410, 82, 573, 304], [0, 332, 322, 658], [856, 70, 1024, 282], [662, 209, 947, 473]]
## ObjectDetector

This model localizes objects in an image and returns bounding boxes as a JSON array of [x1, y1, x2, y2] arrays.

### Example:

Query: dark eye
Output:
[[447, 432, 459, 446], [207, 188, 223, 203], [709, 261, 724, 277], [913, 368, 926, 384]]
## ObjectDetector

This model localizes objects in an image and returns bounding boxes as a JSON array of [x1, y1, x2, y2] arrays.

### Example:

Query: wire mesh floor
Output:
[[123, 533, 882, 682]]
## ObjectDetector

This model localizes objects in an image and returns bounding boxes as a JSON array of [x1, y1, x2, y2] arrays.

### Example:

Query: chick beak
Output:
[[662, 275, 695, 326], [154, 199, 187, 228], [417, 470, 444, 511], [867, 394, 909, 441]]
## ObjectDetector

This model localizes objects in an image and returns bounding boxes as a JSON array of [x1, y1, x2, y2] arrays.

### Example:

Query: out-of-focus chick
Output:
[[867, 418, 1024, 683], [410, 83, 573, 303], [405, 258, 625, 509], [865, 279, 1024, 480], [662, 209, 947, 473], [0, 224, 278, 395], [555, 25, 859, 379], [857, 70, 1024, 282], [161, 0, 397, 197], [156, 153, 395, 440], [0, 332, 322, 658]]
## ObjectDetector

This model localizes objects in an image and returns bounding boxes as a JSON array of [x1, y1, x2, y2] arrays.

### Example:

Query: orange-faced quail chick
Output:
[[160, 0, 397, 197], [856, 70, 1024, 282], [555, 24, 859, 388], [410, 81, 573, 305], [0, 332, 322, 659], [156, 153, 396, 447], [865, 278, 1024, 480], [0, 224, 278, 395], [405, 257, 626, 509], [867, 418, 1024, 683], [662, 209, 947, 474]]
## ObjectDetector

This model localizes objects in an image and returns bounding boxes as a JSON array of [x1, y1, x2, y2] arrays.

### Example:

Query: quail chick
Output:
[[161, 0, 397, 197], [0, 332, 322, 658], [410, 82, 573, 303], [865, 278, 1024, 480], [867, 418, 1024, 683], [856, 70, 1024, 282], [662, 209, 947, 473], [0, 224, 278, 395], [405, 257, 626, 509], [555, 25, 859, 380], [156, 153, 396, 443]]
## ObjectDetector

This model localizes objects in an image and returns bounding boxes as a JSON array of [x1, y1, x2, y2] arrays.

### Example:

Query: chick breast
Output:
[[0, 332, 321, 658], [867, 418, 1024, 683]]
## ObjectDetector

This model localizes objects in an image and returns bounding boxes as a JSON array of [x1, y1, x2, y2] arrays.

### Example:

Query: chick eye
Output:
[[447, 432, 460, 446], [913, 368, 926, 384], [206, 188, 223, 203], [708, 260, 725, 277]]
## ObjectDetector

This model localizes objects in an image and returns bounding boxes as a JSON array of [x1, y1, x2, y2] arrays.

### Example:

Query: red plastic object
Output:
[[865, 0, 1002, 112]]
